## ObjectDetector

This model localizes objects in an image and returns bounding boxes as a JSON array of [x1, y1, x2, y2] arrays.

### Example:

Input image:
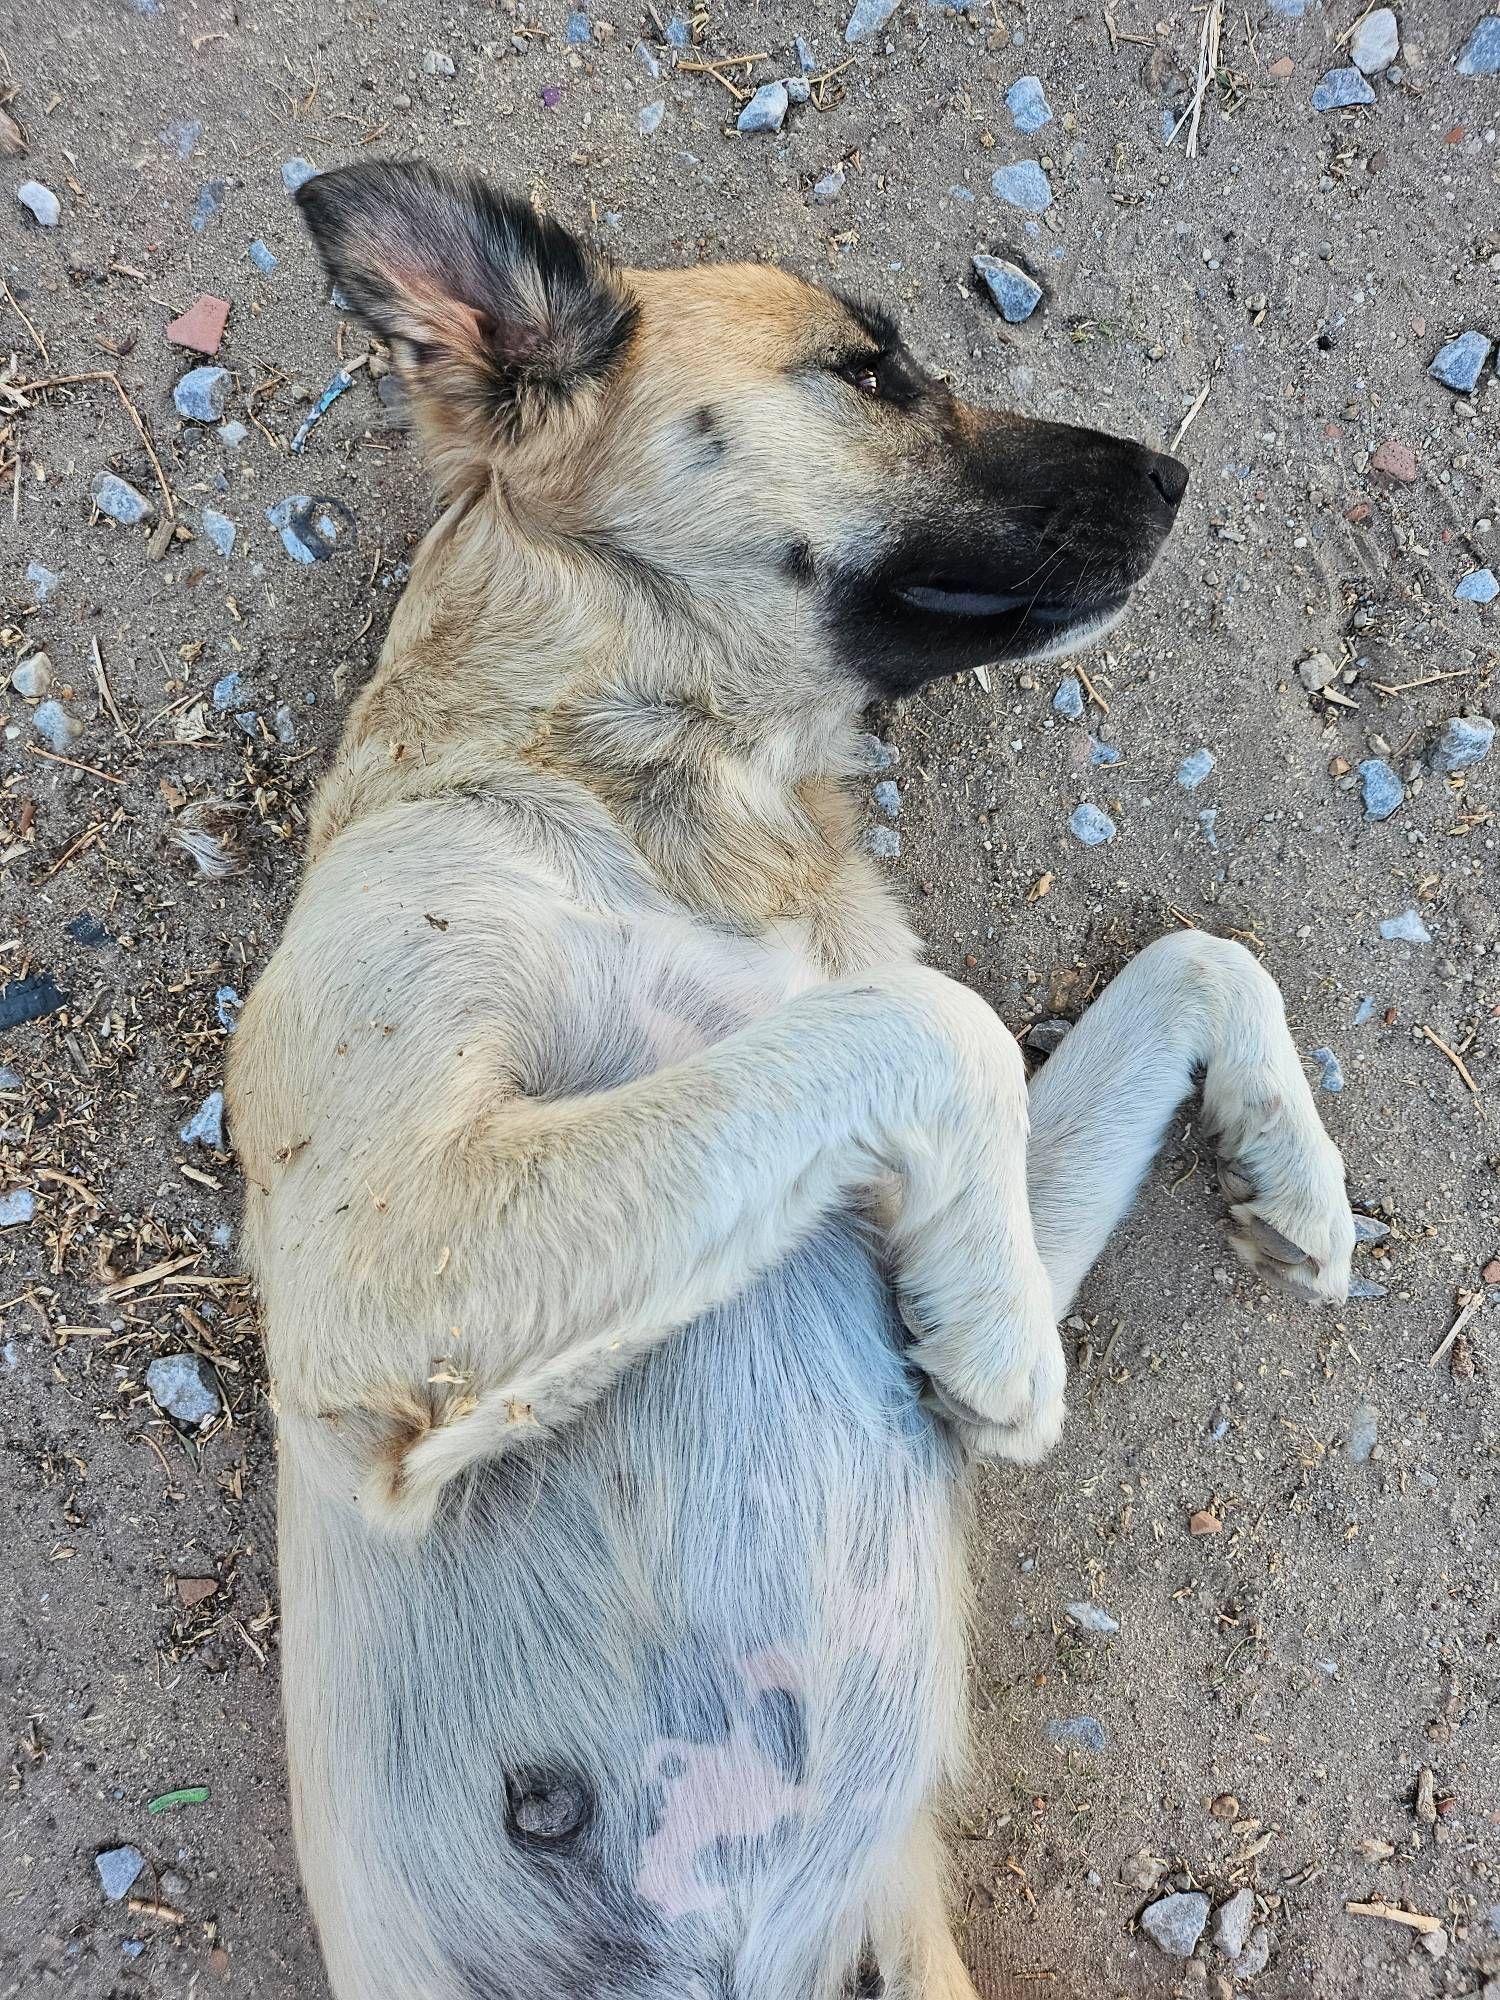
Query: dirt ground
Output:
[[2, 0, 1497, 1994]]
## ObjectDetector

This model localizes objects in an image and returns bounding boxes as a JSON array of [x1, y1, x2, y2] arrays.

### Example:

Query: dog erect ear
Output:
[[295, 160, 637, 465]]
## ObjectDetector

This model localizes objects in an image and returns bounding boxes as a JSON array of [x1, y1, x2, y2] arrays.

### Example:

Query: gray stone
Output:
[[1309, 1046, 1344, 1093], [1046, 1715, 1106, 1753], [1176, 747, 1215, 790], [1431, 715, 1493, 773], [11, 654, 52, 698], [273, 702, 297, 744], [1065, 1600, 1119, 1635], [872, 779, 901, 820], [16, 179, 61, 226], [1348, 1405, 1380, 1462], [635, 41, 662, 77], [1237, 1926, 1273, 1978], [266, 494, 355, 562], [218, 419, 249, 446], [190, 180, 226, 233], [146, 1352, 221, 1427], [854, 733, 897, 772], [1311, 66, 1376, 109], [1052, 674, 1084, 719], [992, 160, 1053, 211], [1089, 737, 1121, 766], [737, 81, 788, 133], [211, 671, 245, 711], [91, 471, 155, 525], [1429, 331, 1492, 393], [423, 47, 456, 74], [1215, 1887, 1256, 1960], [1457, 16, 1500, 74], [1380, 908, 1430, 943], [1347, 1274, 1389, 1299], [972, 253, 1042, 323], [1456, 568, 1499, 604], [811, 167, 846, 204], [1350, 7, 1399, 72], [865, 825, 901, 859], [26, 560, 61, 602], [785, 75, 812, 104], [248, 238, 278, 275], [1358, 757, 1403, 820], [1352, 1214, 1390, 1243], [180, 1089, 225, 1148], [200, 507, 236, 557], [0, 1067, 23, 1090], [1005, 75, 1053, 131], [1352, 995, 1377, 1025], [795, 34, 818, 71], [95, 1847, 146, 1902], [215, 986, 243, 1031], [174, 365, 230, 423], [565, 11, 590, 43], [1025, 1018, 1071, 1056], [845, 0, 900, 41], [1297, 650, 1339, 692], [638, 100, 665, 137], [1141, 1891, 1211, 1958], [0, 1188, 36, 1227], [1069, 802, 1116, 846], [32, 700, 82, 751], [281, 156, 319, 193]]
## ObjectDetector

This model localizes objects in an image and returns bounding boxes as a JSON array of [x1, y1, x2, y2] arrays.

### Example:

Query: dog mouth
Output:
[[889, 576, 1130, 630]]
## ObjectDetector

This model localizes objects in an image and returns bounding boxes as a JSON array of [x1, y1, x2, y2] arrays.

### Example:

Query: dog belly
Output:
[[280, 1218, 966, 2000]]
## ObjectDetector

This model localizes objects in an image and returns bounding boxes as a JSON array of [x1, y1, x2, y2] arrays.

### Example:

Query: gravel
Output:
[[1297, 650, 1339, 692], [638, 101, 665, 137], [1455, 568, 1498, 604], [32, 700, 83, 751], [1431, 715, 1494, 772], [1005, 75, 1053, 131], [1369, 439, 1417, 482], [1238, 1927, 1274, 1977], [1311, 67, 1376, 110], [1069, 802, 1116, 846], [992, 160, 1053, 212], [26, 560, 60, 602], [1309, 1046, 1344, 1093], [16, 179, 61, 225], [811, 167, 846, 203], [737, 82, 789, 133], [1065, 1600, 1119, 1635], [95, 1847, 146, 1901], [146, 1352, 222, 1427], [180, 1089, 225, 1147], [872, 779, 901, 819], [865, 825, 900, 859], [1052, 675, 1084, 719], [11, 654, 52, 698], [1348, 1405, 1380, 1462], [844, 0, 900, 42], [972, 253, 1042, 323], [0, 1188, 37, 1227], [1379, 908, 1431, 943], [1215, 1887, 1256, 1960], [1025, 1017, 1072, 1055], [1456, 15, 1500, 74], [200, 506, 236, 556], [1349, 7, 1399, 73], [249, 238, 278, 274], [1428, 330, 1492, 393], [1175, 747, 1215, 790], [1357, 757, 1403, 820], [281, 156, 319, 192], [1141, 1891, 1211, 1958], [90, 471, 155, 525], [1352, 1214, 1390, 1244], [1045, 1715, 1106, 1753]]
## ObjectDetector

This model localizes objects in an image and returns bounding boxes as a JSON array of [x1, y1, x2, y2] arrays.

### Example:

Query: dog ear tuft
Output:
[[295, 160, 637, 453]]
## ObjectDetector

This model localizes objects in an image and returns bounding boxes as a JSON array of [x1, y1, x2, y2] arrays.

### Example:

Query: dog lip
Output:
[[890, 578, 1128, 625]]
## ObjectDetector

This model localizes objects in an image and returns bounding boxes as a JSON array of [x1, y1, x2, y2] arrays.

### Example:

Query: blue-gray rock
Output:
[[795, 34, 818, 71], [91, 471, 155, 525], [1358, 757, 1403, 820], [845, 0, 900, 41], [218, 419, 249, 447], [0, 975, 66, 1032], [564, 12, 590, 45], [1347, 1273, 1388, 1299], [854, 733, 897, 772], [992, 160, 1053, 211], [215, 986, 243, 1031], [0, 1067, 23, 1090], [1052, 674, 1084, 719], [174, 366, 230, 423], [95, 1847, 146, 1902], [737, 81, 789, 132], [32, 700, 83, 752], [1176, 747, 1215, 790], [1431, 715, 1494, 773], [122, 1942, 146, 1961], [1237, 1928, 1273, 1979], [248, 238, 278, 275], [1198, 806, 1220, 847], [1309, 1046, 1344, 1093], [665, 14, 689, 47], [812, 167, 846, 203], [1069, 802, 1116, 846], [17, 180, 61, 226], [146, 1352, 221, 1427], [1025, 1018, 1071, 1055], [1005, 75, 1052, 131], [200, 507, 235, 557], [266, 494, 355, 562], [1089, 737, 1121, 766], [273, 703, 297, 744], [1457, 15, 1500, 74], [1215, 1888, 1257, 1960], [1350, 7, 1399, 72], [1347, 1404, 1379, 1463], [211, 671, 245, 712], [785, 75, 812, 104], [190, 180, 226, 233], [1352, 1213, 1390, 1244], [26, 560, 61, 602], [234, 711, 259, 738], [635, 41, 662, 77], [1046, 1715, 1106, 1753], [865, 825, 901, 859], [972, 253, 1042, 323], [1352, 994, 1377, 1026], [0, 1188, 36, 1227], [11, 654, 52, 698], [872, 779, 901, 820], [638, 100, 665, 136], [1380, 908, 1430, 943], [1429, 331, 1492, 393], [1065, 1601, 1119, 1635], [1456, 568, 1499, 604], [1141, 1892, 1211, 1958], [1311, 66, 1376, 109], [949, 184, 977, 202], [160, 117, 202, 160], [282, 156, 319, 193], [180, 1089, 225, 1148]]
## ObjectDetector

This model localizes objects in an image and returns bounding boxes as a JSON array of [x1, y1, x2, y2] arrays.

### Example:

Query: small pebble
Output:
[[266, 494, 355, 562], [1069, 802, 1116, 846], [1298, 651, 1339, 691], [872, 779, 900, 820], [91, 471, 155, 525], [1141, 1891, 1211, 1959], [1045, 1715, 1106, 1753], [26, 560, 61, 602], [1455, 568, 1498, 605], [1215, 1887, 1256, 1960], [1352, 1214, 1390, 1244], [249, 238, 278, 275], [1347, 1405, 1379, 1463], [865, 825, 901, 859], [200, 507, 236, 557], [1428, 330, 1491, 393], [174, 365, 230, 423], [0, 1188, 36, 1227], [11, 654, 52, 698], [218, 419, 249, 447], [1237, 1928, 1273, 1978], [795, 34, 818, 71], [1369, 439, 1417, 482], [1431, 715, 1493, 772], [1347, 1274, 1389, 1299], [1052, 674, 1084, 719], [785, 76, 812, 104], [16, 179, 61, 226], [1197, 807, 1219, 847], [215, 986, 244, 1031], [211, 671, 245, 712], [1065, 1601, 1119, 1635], [563, 13, 590, 44], [1309, 1046, 1344, 1093], [1349, 7, 1399, 72], [1176, 747, 1215, 790], [1358, 757, 1403, 820], [1025, 1018, 1071, 1056], [146, 1353, 222, 1427], [1005, 75, 1053, 132], [273, 703, 297, 744], [1352, 994, 1377, 1026], [992, 160, 1053, 211], [95, 1848, 146, 1902], [845, 0, 900, 41], [190, 180, 226, 233], [1311, 66, 1376, 110], [737, 81, 789, 133], [636, 41, 662, 77], [638, 100, 665, 137], [32, 700, 82, 752], [854, 733, 897, 773], [972, 253, 1042, 323], [811, 167, 847, 204], [1379, 908, 1430, 943], [180, 1089, 225, 1148], [1090, 737, 1121, 767], [1456, 15, 1500, 75], [281, 157, 319, 193]]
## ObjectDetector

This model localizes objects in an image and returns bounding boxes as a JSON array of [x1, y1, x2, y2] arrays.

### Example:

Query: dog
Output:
[[226, 160, 1354, 2000]]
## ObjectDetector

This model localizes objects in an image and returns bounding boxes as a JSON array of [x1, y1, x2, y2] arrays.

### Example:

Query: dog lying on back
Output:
[[227, 161, 1352, 1999]]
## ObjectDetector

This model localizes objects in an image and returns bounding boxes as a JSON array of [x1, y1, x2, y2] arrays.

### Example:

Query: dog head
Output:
[[299, 160, 1184, 701]]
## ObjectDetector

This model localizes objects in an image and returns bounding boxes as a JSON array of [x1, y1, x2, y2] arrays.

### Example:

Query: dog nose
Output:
[[1145, 450, 1189, 510]]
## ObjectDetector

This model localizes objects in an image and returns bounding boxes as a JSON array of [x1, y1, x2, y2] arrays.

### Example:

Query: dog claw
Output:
[[1240, 1212, 1315, 1267]]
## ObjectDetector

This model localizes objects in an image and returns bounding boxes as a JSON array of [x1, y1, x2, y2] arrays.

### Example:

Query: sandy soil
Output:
[[2, 0, 1497, 1995]]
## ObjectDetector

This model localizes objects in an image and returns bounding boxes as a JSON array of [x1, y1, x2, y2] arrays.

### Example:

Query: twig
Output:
[[1166, 0, 1223, 157], [1074, 658, 1110, 714], [1370, 668, 1477, 697], [1344, 1902, 1443, 1937], [42, 822, 107, 878], [1, 275, 48, 362], [1170, 377, 1213, 452], [1430, 1292, 1481, 1370], [14, 370, 174, 517], [25, 744, 126, 785], [91, 636, 132, 744], [1418, 1023, 1478, 1096]]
